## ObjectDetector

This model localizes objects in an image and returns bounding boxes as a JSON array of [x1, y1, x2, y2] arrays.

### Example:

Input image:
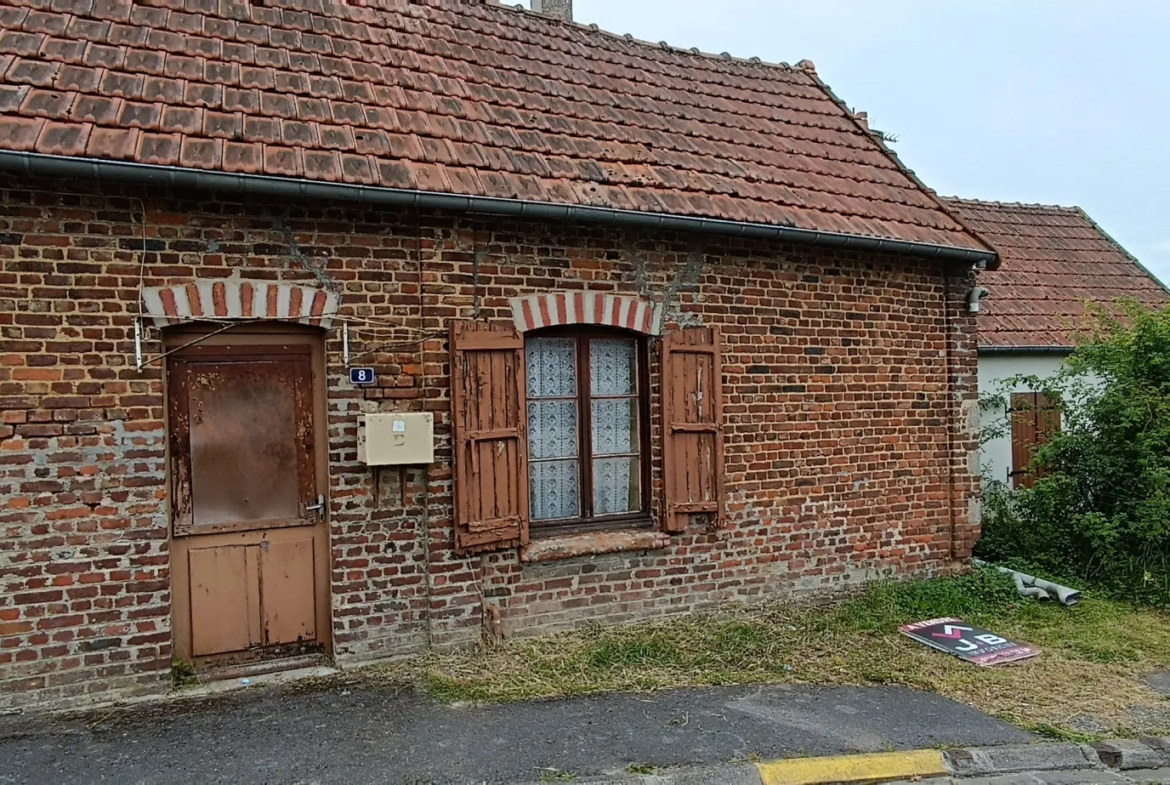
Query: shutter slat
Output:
[[662, 326, 725, 532], [450, 321, 529, 554]]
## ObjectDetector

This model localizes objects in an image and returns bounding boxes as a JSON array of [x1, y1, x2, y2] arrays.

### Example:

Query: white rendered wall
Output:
[[977, 352, 1070, 487]]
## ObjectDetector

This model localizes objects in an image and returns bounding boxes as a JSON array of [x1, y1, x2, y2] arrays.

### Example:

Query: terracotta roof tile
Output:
[[944, 197, 1169, 348], [0, 0, 988, 252], [222, 139, 261, 173], [85, 124, 137, 159], [263, 143, 301, 177], [0, 115, 44, 150], [36, 119, 91, 156], [107, 23, 146, 47], [118, 100, 159, 129], [178, 135, 220, 168], [40, 37, 88, 64], [98, 70, 141, 98], [135, 130, 180, 165]]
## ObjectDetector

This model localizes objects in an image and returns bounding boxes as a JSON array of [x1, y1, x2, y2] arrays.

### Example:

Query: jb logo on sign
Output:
[[932, 624, 1008, 652]]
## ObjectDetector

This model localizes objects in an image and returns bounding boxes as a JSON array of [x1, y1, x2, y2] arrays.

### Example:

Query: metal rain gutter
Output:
[[978, 345, 1075, 355], [0, 151, 999, 265]]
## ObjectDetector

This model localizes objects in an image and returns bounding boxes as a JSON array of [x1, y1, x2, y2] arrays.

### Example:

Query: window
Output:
[[448, 319, 725, 556], [1009, 392, 1061, 488], [525, 328, 649, 529]]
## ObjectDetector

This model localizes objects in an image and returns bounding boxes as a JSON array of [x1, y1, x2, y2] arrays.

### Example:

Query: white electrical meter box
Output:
[[358, 413, 435, 465]]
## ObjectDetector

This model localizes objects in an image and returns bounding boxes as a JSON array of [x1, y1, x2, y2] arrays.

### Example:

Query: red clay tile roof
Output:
[[944, 198, 1169, 348], [0, 0, 990, 253]]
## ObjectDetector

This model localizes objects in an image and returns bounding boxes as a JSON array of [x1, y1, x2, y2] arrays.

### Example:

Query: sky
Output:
[[573, 0, 1170, 283]]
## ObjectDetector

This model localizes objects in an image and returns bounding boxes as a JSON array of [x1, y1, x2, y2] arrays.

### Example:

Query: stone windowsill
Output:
[[520, 529, 671, 564]]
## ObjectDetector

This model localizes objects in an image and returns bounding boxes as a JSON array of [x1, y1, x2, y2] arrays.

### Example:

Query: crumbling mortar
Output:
[[268, 210, 340, 293]]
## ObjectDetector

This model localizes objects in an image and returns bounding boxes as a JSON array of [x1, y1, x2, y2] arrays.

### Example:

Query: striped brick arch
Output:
[[141, 281, 340, 329], [509, 292, 663, 335]]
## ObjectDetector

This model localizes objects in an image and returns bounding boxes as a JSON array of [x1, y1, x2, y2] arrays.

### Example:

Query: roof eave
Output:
[[0, 151, 999, 266], [978, 344, 1075, 355]]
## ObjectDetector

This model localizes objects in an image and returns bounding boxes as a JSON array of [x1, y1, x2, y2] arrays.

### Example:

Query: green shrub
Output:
[[977, 301, 1170, 608]]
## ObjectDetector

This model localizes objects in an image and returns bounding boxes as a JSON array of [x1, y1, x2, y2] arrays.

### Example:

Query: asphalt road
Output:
[[0, 681, 1032, 784]]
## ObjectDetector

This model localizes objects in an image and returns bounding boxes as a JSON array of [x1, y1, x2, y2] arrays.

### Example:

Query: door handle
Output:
[[306, 494, 325, 518]]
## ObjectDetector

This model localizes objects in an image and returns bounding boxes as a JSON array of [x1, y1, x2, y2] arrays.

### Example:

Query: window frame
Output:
[[525, 325, 653, 536]]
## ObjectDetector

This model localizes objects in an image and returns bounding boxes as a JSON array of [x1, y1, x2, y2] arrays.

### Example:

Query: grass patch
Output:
[[409, 568, 1170, 739]]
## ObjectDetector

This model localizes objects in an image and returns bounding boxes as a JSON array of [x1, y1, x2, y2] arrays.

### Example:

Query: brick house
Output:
[[0, 0, 997, 710], [942, 198, 1169, 488]]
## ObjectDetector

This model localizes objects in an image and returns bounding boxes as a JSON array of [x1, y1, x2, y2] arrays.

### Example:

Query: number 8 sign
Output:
[[349, 367, 376, 386]]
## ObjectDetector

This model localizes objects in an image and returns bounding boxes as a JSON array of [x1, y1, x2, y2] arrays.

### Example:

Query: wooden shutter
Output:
[[1009, 392, 1061, 489], [450, 321, 530, 554], [662, 326, 725, 532], [1036, 393, 1062, 442]]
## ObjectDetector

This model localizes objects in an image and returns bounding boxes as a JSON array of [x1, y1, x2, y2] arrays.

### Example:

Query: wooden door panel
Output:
[[189, 545, 261, 657], [260, 539, 317, 646]]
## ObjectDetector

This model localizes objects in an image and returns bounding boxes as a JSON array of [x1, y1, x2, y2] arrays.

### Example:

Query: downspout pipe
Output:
[[0, 151, 1000, 266], [974, 559, 1082, 606]]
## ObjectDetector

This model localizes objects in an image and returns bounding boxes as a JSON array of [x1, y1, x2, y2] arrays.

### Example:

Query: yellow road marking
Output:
[[756, 749, 948, 784]]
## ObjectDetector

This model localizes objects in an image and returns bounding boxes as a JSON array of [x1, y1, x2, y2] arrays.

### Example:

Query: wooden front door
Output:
[[168, 328, 331, 668]]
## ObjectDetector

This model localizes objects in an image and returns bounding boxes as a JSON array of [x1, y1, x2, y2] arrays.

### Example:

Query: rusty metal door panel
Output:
[[189, 545, 261, 657], [259, 539, 317, 646], [190, 364, 300, 527], [167, 347, 316, 537]]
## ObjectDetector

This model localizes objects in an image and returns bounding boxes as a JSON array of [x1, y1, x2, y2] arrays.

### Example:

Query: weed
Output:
[[1027, 723, 1101, 744], [170, 658, 198, 690], [626, 763, 656, 774]]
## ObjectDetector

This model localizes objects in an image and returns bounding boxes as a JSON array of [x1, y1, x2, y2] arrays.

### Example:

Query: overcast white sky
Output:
[[573, 0, 1170, 282]]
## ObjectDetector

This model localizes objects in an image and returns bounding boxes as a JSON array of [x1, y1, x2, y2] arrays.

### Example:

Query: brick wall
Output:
[[0, 175, 980, 710]]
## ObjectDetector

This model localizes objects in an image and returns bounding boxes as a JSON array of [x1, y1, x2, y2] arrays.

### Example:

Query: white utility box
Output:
[[358, 412, 435, 465]]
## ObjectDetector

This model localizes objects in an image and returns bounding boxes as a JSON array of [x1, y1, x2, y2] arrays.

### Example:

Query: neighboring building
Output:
[[944, 198, 1169, 488], [0, 0, 996, 710]]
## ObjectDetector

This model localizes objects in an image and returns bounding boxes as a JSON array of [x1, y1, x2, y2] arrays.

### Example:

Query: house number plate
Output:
[[349, 367, 376, 386]]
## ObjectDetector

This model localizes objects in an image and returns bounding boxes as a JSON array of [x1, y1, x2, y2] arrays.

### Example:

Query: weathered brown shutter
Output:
[[662, 326, 725, 532], [1009, 392, 1062, 489], [1009, 393, 1038, 488], [1036, 393, 1062, 442], [450, 321, 530, 554]]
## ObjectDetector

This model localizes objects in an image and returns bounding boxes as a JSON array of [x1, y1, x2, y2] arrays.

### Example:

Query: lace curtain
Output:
[[526, 335, 640, 521], [590, 340, 639, 515], [527, 337, 580, 520]]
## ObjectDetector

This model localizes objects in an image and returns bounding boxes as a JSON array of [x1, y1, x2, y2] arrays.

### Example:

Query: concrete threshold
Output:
[[170, 664, 340, 702]]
